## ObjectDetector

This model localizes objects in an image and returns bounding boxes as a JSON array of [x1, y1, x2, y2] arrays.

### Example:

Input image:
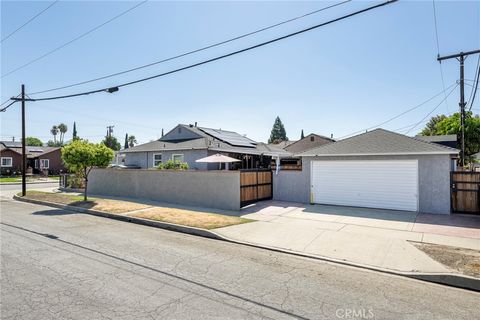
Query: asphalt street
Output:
[[1, 195, 478, 320]]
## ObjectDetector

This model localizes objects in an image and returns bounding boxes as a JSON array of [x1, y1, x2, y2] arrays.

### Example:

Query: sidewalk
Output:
[[214, 201, 480, 275]]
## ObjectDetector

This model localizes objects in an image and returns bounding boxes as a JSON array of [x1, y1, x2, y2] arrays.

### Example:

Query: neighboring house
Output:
[[269, 133, 335, 170], [415, 134, 457, 149], [120, 124, 290, 170], [273, 129, 459, 214], [473, 152, 480, 171], [284, 133, 335, 153], [0, 141, 66, 175], [272, 140, 296, 149]]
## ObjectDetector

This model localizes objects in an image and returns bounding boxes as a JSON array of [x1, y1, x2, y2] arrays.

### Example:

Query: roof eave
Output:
[[298, 151, 459, 157]]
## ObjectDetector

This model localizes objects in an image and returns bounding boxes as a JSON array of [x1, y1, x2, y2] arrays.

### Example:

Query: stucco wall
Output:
[[273, 170, 310, 203], [274, 155, 453, 214], [89, 168, 241, 211], [124, 149, 209, 170]]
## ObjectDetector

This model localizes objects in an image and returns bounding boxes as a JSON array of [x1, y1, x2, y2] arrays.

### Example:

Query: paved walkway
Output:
[[215, 201, 480, 274]]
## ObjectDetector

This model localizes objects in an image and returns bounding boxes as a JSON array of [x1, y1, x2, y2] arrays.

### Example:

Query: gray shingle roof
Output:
[[0, 141, 22, 148], [121, 125, 291, 157], [415, 134, 457, 142], [298, 129, 459, 157]]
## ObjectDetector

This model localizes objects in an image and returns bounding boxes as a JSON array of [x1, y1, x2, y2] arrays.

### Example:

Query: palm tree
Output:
[[58, 123, 67, 144], [50, 125, 59, 144], [128, 135, 137, 148]]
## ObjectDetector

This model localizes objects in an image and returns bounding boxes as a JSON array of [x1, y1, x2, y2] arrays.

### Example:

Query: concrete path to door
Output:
[[215, 201, 480, 274]]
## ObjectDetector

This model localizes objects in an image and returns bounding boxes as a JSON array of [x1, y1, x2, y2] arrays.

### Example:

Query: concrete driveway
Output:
[[215, 200, 480, 273], [240, 200, 480, 239]]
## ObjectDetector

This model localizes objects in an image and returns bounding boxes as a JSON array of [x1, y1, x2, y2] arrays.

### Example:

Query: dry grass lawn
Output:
[[132, 207, 252, 229], [414, 242, 480, 278], [21, 191, 151, 213]]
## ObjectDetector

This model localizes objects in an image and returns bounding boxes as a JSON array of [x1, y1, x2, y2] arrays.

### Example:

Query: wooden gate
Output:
[[451, 171, 480, 214], [240, 169, 272, 207]]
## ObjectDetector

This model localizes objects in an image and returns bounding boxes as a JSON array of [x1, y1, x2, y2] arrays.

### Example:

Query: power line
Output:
[[337, 82, 457, 139], [432, 0, 451, 113], [28, 0, 352, 96], [405, 83, 458, 135], [0, 94, 21, 112], [1, 1, 59, 44], [1, 0, 148, 78], [468, 54, 480, 111], [17, 0, 398, 102], [0, 100, 18, 112], [393, 108, 457, 133]]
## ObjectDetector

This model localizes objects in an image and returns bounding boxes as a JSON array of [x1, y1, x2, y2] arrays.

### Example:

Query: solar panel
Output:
[[199, 127, 256, 148], [1, 141, 22, 148]]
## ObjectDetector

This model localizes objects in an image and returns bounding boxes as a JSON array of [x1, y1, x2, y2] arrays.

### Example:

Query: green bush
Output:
[[157, 160, 189, 170]]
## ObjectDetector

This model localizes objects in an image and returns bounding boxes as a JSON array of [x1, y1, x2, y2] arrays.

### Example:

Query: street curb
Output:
[[1, 180, 58, 185], [13, 195, 480, 292], [13, 195, 222, 240], [58, 187, 84, 193]]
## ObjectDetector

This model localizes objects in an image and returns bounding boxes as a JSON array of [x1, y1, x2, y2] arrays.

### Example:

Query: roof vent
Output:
[[189, 124, 193, 128]]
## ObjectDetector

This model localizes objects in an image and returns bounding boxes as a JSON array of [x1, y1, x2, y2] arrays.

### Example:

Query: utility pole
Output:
[[437, 49, 480, 167], [21, 84, 26, 196]]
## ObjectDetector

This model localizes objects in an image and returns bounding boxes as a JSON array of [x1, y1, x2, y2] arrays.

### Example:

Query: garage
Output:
[[311, 160, 419, 211], [291, 129, 459, 214]]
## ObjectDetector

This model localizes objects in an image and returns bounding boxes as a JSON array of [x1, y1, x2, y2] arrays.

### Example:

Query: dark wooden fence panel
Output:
[[451, 171, 480, 214], [240, 169, 272, 207]]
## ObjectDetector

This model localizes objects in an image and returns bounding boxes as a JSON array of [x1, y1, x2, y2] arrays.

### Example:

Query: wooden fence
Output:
[[451, 171, 480, 214], [240, 169, 272, 207]]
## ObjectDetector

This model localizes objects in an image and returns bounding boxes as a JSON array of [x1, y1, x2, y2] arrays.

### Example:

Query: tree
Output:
[[128, 135, 137, 148], [420, 115, 447, 136], [268, 116, 288, 144], [420, 112, 480, 163], [47, 140, 62, 147], [102, 135, 121, 151], [157, 160, 189, 170], [50, 125, 59, 144], [61, 140, 114, 201], [58, 123, 67, 144], [124, 133, 129, 149], [72, 122, 78, 140], [24, 137, 43, 146], [301, 129, 305, 140]]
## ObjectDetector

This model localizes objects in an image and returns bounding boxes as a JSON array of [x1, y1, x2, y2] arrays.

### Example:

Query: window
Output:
[[172, 154, 184, 162], [40, 159, 49, 169], [35, 159, 39, 169], [1, 157, 12, 167], [153, 154, 162, 167], [310, 136, 314, 142]]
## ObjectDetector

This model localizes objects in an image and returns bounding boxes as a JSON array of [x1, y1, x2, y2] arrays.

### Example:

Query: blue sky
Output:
[[1, 0, 479, 145]]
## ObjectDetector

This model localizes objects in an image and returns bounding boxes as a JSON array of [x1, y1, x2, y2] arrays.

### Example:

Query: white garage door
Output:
[[311, 160, 418, 212]]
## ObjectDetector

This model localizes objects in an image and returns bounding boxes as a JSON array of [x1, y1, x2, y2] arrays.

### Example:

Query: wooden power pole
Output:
[[437, 49, 480, 167]]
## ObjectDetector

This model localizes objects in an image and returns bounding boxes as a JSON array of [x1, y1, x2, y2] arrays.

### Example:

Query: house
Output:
[[284, 133, 335, 153], [415, 134, 457, 149], [0, 141, 66, 175], [120, 124, 291, 170], [269, 133, 335, 170], [273, 129, 459, 214]]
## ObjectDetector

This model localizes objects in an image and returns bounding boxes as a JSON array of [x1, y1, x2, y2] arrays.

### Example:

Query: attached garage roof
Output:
[[298, 129, 459, 157]]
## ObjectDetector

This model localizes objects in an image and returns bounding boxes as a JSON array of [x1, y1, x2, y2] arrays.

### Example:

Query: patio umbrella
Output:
[[195, 153, 241, 170]]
